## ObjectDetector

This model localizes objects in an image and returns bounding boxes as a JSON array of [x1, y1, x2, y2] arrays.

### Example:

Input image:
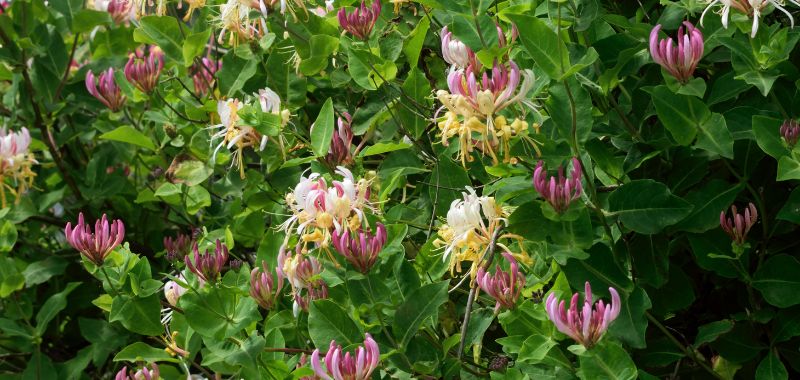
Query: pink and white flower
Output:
[[545, 282, 621, 348], [310, 334, 380, 380]]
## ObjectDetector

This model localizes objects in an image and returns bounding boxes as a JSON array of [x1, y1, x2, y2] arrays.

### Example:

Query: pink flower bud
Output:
[[331, 223, 387, 274], [86, 68, 127, 112], [720, 202, 758, 246], [781, 119, 799, 148], [545, 282, 621, 348], [164, 277, 187, 307], [311, 334, 380, 380], [532, 158, 583, 214], [191, 57, 221, 97], [164, 233, 193, 261], [337, 0, 381, 40], [184, 239, 230, 284], [115, 363, 159, 380], [476, 252, 525, 313], [65, 212, 125, 266], [649, 22, 704, 84], [124, 47, 164, 93], [441, 26, 479, 70], [250, 260, 284, 309], [104, 0, 133, 24], [325, 112, 355, 167]]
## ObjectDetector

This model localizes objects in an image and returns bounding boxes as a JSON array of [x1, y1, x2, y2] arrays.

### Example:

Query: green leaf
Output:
[[561, 47, 599, 80], [393, 281, 449, 348], [35, 282, 80, 335], [753, 254, 800, 308], [0, 221, 17, 253], [776, 187, 800, 224], [22, 257, 67, 287], [517, 334, 558, 364], [575, 340, 637, 380], [428, 159, 470, 217], [359, 142, 412, 157], [114, 342, 177, 363], [652, 86, 709, 146], [403, 16, 430, 67], [308, 299, 363, 348], [507, 14, 567, 79], [311, 98, 334, 157], [183, 29, 212, 67], [0, 257, 24, 297], [607, 180, 693, 234], [173, 160, 213, 186], [397, 67, 432, 139], [756, 352, 788, 380], [109, 294, 163, 336], [678, 180, 743, 233], [135, 16, 184, 62], [299, 35, 339, 76], [694, 320, 734, 346], [546, 79, 593, 144], [696, 113, 734, 158], [218, 52, 258, 97], [752, 115, 789, 159], [347, 47, 398, 90], [72, 9, 111, 33], [628, 235, 669, 288], [185, 185, 211, 214], [776, 156, 800, 181], [99, 126, 156, 151], [180, 286, 260, 339]]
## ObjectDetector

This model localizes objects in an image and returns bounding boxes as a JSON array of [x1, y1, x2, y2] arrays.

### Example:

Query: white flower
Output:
[[701, 0, 799, 38]]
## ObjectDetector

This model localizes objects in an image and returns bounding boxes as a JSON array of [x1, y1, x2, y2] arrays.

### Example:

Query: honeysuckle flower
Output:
[[532, 158, 583, 214], [701, 0, 799, 37], [545, 282, 621, 348], [436, 60, 534, 166], [0, 127, 36, 208], [250, 260, 284, 309], [331, 222, 387, 273], [95, 0, 134, 24], [649, 22, 704, 84], [257, 87, 292, 127], [322, 112, 354, 167], [191, 57, 221, 96], [164, 276, 187, 307], [184, 240, 230, 283], [292, 281, 329, 314], [65, 212, 125, 266], [86, 68, 127, 112], [280, 167, 375, 248], [115, 363, 159, 380], [338, 0, 381, 40], [441, 26, 479, 70], [434, 187, 528, 279], [311, 334, 380, 380], [218, 0, 267, 45], [124, 46, 164, 93], [476, 252, 525, 313], [277, 247, 329, 314], [161, 330, 190, 358], [720, 202, 758, 246], [164, 233, 193, 261], [781, 119, 799, 147], [209, 98, 269, 178]]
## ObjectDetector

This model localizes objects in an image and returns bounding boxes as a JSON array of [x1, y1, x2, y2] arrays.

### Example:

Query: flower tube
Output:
[[476, 252, 525, 313], [250, 260, 284, 309], [781, 119, 799, 148], [649, 22, 704, 83], [720, 202, 758, 246], [184, 240, 230, 283], [124, 47, 164, 93], [532, 158, 583, 214], [115, 363, 159, 380], [337, 0, 381, 40], [65, 212, 125, 266], [545, 282, 621, 348], [331, 223, 387, 273], [86, 68, 127, 112], [441, 26, 479, 70], [310, 334, 380, 380]]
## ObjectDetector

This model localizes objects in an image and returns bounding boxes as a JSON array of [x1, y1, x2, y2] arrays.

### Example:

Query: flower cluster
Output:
[[124, 46, 164, 94], [338, 0, 382, 40], [250, 260, 284, 309], [164, 233, 193, 261], [532, 158, 583, 214], [115, 363, 159, 380], [649, 22, 704, 84], [720, 202, 758, 246], [191, 56, 221, 97], [210, 97, 267, 178], [322, 112, 355, 167], [96, 0, 134, 24], [184, 240, 230, 284], [436, 26, 534, 166], [781, 119, 799, 148], [86, 68, 127, 112], [701, 0, 799, 37], [434, 187, 527, 278], [278, 247, 329, 315], [280, 167, 374, 249], [0, 127, 36, 208], [217, 0, 268, 45], [311, 334, 380, 380], [65, 212, 126, 266], [476, 252, 525, 313], [545, 282, 621, 348], [331, 222, 387, 273]]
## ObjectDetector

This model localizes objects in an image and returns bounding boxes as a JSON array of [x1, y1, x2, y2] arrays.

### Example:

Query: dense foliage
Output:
[[1, 0, 800, 378]]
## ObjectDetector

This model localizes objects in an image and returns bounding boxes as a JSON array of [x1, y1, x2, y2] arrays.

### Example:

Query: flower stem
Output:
[[645, 312, 724, 380], [100, 266, 120, 296]]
